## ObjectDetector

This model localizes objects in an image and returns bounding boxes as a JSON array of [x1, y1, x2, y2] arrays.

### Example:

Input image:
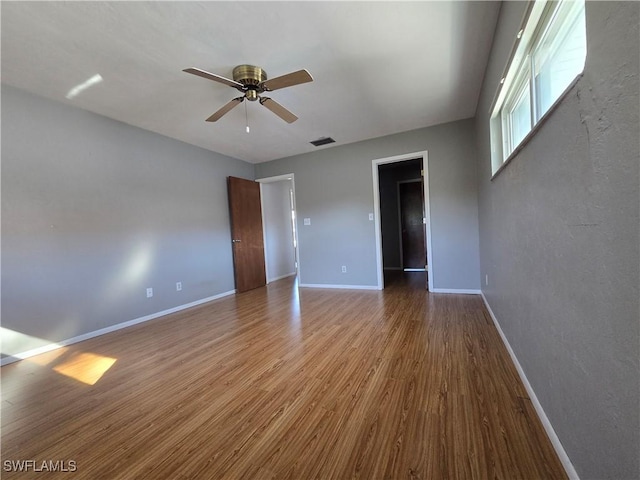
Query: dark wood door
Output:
[[399, 180, 426, 270], [227, 177, 266, 292]]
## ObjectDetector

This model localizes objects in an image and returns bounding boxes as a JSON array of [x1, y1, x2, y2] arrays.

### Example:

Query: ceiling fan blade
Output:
[[206, 97, 244, 122], [183, 67, 244, 89], [261, 69, 313, 91], [259, 97, 298, 123]]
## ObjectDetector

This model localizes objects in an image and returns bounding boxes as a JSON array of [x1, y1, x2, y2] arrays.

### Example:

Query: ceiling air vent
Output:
[[310, 137, 335, 147]]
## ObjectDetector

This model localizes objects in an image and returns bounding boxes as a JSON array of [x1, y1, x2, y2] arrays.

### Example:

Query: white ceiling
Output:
[[1, 1, 500, 163]]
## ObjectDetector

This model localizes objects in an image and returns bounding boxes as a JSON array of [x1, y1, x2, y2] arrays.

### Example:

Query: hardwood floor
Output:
[[1, 273, 566, 479]]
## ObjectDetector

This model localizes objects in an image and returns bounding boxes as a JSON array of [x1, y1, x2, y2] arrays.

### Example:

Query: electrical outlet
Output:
[[341, 265, 347, 273], [146, 287, 153, 298], [176, 282, 182, 291]]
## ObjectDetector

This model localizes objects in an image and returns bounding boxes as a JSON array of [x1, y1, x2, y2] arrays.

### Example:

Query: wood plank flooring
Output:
[[1, 273, 566, 479]]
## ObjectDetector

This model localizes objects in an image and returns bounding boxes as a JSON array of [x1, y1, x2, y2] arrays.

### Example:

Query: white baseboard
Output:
[[0, 290, 236, 366], [267, 272, 296, 283], [480, 292, 579, 480], [298, 283, 381, 291], [430, 288, 481, 294]]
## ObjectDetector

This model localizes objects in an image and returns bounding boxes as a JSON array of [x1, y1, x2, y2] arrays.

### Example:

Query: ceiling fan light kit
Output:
[[183, 64, 313, 125]]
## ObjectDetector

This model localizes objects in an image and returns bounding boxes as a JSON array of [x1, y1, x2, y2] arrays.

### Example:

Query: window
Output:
[[502, 67, 532, 155], [490, 0, 586, 174]]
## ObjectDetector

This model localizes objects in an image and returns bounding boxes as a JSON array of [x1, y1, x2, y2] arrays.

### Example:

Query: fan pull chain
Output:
[[244, 101, 250, 133]]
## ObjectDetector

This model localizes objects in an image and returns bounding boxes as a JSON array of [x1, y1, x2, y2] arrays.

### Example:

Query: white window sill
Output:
[[491, 73, 584, 181]]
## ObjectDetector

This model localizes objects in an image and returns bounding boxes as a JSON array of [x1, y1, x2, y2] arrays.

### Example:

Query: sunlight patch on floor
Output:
[[53, 352, 117, 385]]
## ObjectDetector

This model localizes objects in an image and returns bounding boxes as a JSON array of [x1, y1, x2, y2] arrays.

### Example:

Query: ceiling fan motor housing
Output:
[[233, 65, 266, 101]]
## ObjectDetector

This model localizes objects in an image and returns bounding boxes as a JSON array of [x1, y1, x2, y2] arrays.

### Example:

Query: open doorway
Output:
[[257, 174, 299, 283], [372, 151, 433, 290], [398, 178, 426, 271]]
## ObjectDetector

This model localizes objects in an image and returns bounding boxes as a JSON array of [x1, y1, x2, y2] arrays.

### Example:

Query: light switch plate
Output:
[[368, 213, 374, 221], [303, 218, 311, 226]]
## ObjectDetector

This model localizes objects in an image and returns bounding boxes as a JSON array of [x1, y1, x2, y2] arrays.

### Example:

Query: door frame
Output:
[[397, 178, 426, 272], [372, 151, 434, 290], [256, 173, 300, 283]]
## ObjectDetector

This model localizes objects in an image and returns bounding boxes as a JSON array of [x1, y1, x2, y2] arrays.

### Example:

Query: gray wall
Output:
[[1, 85, 254, 360], [475, 2, 639, 478], [261, 180, 296, 282], [256, 119, 480, 290]]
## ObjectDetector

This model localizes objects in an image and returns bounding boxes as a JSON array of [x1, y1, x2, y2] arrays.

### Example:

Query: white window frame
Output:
[[490, 0, 586, 176], [502, 62, 532, 156]]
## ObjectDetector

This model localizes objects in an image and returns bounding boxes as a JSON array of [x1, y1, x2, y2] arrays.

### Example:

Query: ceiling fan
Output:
[[183, 64, 313, 124]]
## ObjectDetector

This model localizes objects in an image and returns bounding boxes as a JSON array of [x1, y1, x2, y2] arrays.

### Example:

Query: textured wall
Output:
[[1, 86, 254, 359], [475, 2, 639, 478], [255, 119, 480, 290]]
